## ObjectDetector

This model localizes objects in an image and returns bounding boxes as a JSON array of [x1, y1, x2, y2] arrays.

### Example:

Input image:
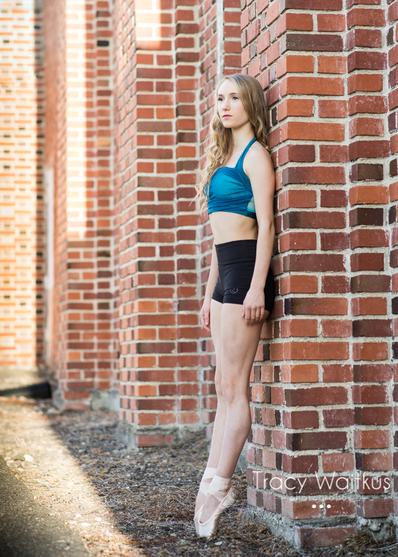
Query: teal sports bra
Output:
[[206, 136, 257, 220]]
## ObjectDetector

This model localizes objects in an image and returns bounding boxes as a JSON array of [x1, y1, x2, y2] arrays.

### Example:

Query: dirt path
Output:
[[0, 396, 396, 556]]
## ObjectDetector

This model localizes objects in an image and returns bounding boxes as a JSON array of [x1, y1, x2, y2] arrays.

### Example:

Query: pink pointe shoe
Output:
[[194, 466, 217, 532], [196, 474, 235, 539]]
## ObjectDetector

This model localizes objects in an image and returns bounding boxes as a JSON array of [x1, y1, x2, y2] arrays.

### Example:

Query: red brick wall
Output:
[[30, 0, 398, 549], [0, 1, 45, 370], [242, 0, 397, 548]]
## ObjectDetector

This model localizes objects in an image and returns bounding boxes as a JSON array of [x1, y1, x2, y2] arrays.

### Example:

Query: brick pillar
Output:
[[348, 0, 394, 535], [114, 0, 185, 446], [43, 0, 114, 410], [242, 0, 397, 549], [175, 2, 202, 428]]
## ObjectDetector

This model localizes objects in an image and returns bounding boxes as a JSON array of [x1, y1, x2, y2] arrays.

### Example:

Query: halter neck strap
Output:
[[235, 136, 256, 168]]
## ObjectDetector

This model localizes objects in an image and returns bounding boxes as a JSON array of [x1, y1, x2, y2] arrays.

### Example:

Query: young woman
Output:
[[193, 73, 276, 538]]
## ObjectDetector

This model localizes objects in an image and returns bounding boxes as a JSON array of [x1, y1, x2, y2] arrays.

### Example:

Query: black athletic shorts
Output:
[[211, 239, 275, 313]]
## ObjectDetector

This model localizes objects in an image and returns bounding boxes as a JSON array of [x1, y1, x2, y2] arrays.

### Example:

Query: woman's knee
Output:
[[219, 377, 247, 404]]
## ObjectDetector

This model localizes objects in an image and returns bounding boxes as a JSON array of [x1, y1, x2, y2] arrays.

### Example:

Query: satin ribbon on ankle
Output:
[[207, 474, 231, 494]]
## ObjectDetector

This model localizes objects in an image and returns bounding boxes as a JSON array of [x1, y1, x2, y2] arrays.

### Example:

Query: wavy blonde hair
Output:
[[194, 73, 271, 214]]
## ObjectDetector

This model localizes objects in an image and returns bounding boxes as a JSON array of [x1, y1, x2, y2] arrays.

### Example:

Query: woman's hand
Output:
[[200, 297, 211, 331], [242, 288, 265, 323]]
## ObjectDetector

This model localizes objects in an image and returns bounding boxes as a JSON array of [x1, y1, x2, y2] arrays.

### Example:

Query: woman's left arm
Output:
[[243, 144, 276, 320]]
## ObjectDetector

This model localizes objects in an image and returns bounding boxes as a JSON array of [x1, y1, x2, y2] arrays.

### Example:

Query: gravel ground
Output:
[[0, 395, 397, 557]]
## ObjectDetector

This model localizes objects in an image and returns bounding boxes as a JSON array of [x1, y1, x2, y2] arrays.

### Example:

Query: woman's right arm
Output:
[[204, 241, 219, 302]]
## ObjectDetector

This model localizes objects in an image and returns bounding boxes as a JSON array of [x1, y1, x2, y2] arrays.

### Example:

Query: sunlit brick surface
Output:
[[0, 0, 45, 369]]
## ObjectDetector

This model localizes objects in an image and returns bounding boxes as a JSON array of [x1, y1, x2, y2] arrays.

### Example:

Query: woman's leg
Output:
[[199, 301, 267, 522], [206, 297, 227, 467], [194, 297, 225, 517]]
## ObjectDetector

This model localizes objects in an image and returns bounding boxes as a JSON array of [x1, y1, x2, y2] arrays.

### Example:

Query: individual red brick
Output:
[[282, 122, 345, 143], [262, 448, 276, 468], [351, 252, 384, 272], [351, 296, 387, 316], [348, 51, 386, 72], [324, 498, 356, 517], [355, 406, 392, 426], [322, 452, 355, 473], [273, 430, 287, 450], [286, 33, 343, 52], [282, 454, 319, 474], [318, 13, 345, 32], [323, 408, 355, 427], [322, 275, 350, 295], [350, 140, 390, 160], [294, 525, 357, 549], [357, 452, 393, 472], [288, 431, 347, 450], [285, 0, 342, 9], [285, 387, 348, 406], [352, 385, 387, 404], [353, 319, 392, 337], [285, 76, 344, 96], [321, 319, 352, 338], [283, 211, 344, 229], [354, 429, 390, 449], [136, 398, 176, 411], [280, 363, 319, 383], [356, 473, 392, 495], [318, 54, 346, 74], [281, 56, 315, 75], [347, 8, 386, 28], [283, 410, 319, 429], [281, 318, 318, 338], [358, 498, 394, 518], [349, 94, 386, 115], [323, 364, 353, 383], [353, 342, 389, 361], [282, 499, 321, 520]]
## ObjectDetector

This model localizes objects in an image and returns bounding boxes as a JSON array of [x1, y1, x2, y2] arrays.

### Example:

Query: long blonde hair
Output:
[[194, 73, 271, 214]]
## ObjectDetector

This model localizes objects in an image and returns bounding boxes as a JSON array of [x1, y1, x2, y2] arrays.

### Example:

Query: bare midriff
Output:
[[209, 211, 258, 245]]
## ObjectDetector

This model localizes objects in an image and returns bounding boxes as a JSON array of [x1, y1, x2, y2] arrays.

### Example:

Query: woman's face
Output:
[[217, 80, 249, 129]]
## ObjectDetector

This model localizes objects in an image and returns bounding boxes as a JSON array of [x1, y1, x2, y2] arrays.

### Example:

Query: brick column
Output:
[[175, 2, 202, 429], [114, 0, 183, 446], [242, 0, 396, 549], [43, 0, 114, 410], [347, 0, 394, 534]]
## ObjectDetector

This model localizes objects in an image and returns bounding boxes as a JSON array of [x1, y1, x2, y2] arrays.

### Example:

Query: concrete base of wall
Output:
[[50, 384, 63, 410], [90, 388, 120, 412], [49, 383, 119, 413], [242, 505, 397, 550]]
